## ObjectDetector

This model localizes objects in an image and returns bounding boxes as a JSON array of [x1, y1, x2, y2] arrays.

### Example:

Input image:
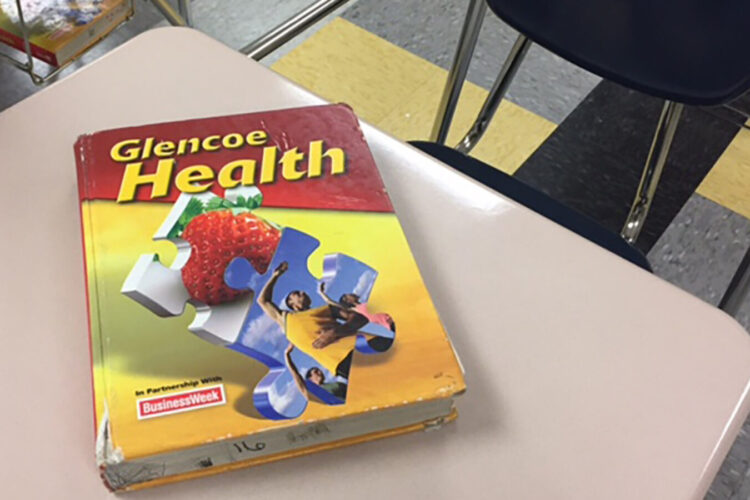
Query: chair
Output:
[[432, 0, 750, 243], [431, 0, 750, 314], [409, 140, 652, 272]]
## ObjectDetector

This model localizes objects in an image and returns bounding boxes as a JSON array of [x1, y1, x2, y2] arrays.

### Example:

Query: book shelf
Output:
[[0, 0, 349, 86], [0, 0, 190, 85]]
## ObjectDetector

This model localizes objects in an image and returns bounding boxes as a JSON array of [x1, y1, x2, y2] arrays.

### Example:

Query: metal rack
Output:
[[0, 0, 348, 85], [0, 0, 190, 85]]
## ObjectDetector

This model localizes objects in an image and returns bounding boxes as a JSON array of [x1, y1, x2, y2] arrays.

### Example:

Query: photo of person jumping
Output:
[[257, 262, 369, 349], [257, 261, 394, 399], [317, 282, 396, 334], [285, 344, 347, 400]]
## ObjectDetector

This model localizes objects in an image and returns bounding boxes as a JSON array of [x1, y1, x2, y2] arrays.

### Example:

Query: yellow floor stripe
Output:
[[271, 18, 555, 175], [697, 127, 750, 219]]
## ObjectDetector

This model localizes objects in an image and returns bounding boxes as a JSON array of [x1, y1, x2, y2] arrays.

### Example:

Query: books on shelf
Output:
[[0, 0, 133, 67]]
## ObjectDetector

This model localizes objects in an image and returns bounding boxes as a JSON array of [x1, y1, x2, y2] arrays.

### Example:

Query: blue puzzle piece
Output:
[[224, 228, 395, 420], [321, 254, 395, 354], [320, 254, 376, 303]]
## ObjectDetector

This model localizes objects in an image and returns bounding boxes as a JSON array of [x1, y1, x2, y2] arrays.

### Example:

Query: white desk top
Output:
[[1, 28, 749, 500]]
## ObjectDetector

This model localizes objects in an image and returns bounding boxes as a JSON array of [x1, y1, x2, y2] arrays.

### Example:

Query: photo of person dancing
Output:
[[257, 261, 395, 399]]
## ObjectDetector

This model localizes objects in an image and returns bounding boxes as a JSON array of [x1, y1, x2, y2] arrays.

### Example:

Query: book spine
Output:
[[55, 0, 134, 66], [0, 26, 59, 66], [119, 410, 459, 492], [74, 135, 100, 438]]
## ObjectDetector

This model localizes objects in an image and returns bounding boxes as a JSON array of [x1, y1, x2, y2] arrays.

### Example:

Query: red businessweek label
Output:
[[137, 385, 226, 420], [75, 104, 393, 213]]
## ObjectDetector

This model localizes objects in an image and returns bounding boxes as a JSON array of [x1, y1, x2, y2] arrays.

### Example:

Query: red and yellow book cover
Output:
[[0, 0, 132, 67], [75, 104, 465, 490]]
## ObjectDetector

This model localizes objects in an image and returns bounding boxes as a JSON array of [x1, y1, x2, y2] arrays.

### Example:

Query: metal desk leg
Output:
[[719, 247, 750, 317], [9, 0, 41, 84], [456, 33, 531, 153], [241, 0, 351, 60], [177, 0, 193, 27], [621, 101, 684, 244], [151, 0, 188, 27], [430, 0, 487, 144]]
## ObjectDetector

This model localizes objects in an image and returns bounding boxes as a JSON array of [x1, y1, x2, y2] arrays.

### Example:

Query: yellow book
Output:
[[74, 104, 466, 491]]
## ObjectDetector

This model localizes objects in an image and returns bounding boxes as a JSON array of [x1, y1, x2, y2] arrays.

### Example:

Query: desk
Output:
[[1, 28, 749, 499]]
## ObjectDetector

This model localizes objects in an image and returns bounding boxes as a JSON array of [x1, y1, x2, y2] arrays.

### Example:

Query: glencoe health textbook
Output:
[[75, 104, 465, 491]]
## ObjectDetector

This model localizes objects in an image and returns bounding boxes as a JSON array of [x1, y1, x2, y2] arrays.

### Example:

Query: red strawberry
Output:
[[181, 210, 280, 305]]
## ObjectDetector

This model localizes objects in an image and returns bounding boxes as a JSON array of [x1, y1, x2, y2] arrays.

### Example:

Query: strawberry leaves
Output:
[[168, 197, 205, 239], [168, 191, 264, 239], [233, 193, 263, 210], [183, 197, 205, 219], [205, 197, 233, 211]]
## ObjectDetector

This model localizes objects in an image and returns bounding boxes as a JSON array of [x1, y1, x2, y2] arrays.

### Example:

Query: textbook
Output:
[[0, 0, 132, 67], [75, 104, 466, 491]]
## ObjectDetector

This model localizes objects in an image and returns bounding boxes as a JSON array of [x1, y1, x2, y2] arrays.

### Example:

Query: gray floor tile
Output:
[[189, 0, 351, 53], [648, 194, 750, 329], [150, 0, 358, 68], [341, 0, 601, 123]]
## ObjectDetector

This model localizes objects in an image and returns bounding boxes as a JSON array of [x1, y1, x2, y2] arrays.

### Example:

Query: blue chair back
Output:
[[410, 141, 652, 272], [487, 0, 750, 104]]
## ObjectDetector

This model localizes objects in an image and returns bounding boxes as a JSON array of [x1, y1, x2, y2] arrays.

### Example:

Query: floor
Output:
[[2, 0, 749, 497]]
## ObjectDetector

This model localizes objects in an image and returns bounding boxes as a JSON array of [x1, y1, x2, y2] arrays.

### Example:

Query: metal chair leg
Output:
[[621, 101, 684, 243], [456, 34, 531, 153], [430, 0, 487, 144], [719, 247, 750, 317], [177, 0, 193, 27], [151, 0, 188, 27], [240, 0, 351, 60]]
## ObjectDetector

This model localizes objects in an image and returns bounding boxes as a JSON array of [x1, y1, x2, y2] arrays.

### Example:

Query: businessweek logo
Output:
[[137, 384, 226, 420]]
